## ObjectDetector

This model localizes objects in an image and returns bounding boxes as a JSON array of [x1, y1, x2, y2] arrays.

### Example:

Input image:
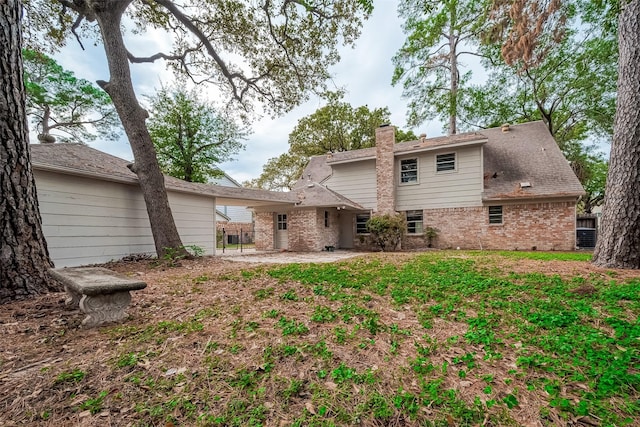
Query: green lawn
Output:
[[6, 251, 638, 426]]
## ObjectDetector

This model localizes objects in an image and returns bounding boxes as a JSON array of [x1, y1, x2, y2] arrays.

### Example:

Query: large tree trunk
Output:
[[592, 0, 640, 269], [0, 0, 57, 303], [91, 2, 188, 258]]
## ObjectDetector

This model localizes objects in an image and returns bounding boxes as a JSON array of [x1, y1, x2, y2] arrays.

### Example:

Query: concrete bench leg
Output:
[[78, 291, 132, 327], [64, 286, 81, 307]]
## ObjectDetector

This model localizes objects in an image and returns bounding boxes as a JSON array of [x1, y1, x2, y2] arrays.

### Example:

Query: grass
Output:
[[5, 250, 639, 426]]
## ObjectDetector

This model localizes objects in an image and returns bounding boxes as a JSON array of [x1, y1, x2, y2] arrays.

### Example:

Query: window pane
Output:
[[488, 206, 502, 224], [406, 210, 423, 234], [400, 158, 418, 183], [356, 213, 370, 234], [277, 214, 287, 230], [436, 153, 456, 172]]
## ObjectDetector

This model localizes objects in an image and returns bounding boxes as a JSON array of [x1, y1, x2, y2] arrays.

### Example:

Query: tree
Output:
[[593, 0, 640, 268], [462, 33, 617, 148], [245, 153, 302, 191], [147, 85, 246, 183], [488, 0, 639, 268], [23, 49, 120, 144], [392, 0, 489, 133], [23, 0, 372, 258], [248, 96, 417, 190], [1, 0, 57, 303], [578, 154, 608, 214]]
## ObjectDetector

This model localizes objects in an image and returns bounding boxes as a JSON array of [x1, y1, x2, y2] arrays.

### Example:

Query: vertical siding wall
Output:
[[35, 170, 215, 267]]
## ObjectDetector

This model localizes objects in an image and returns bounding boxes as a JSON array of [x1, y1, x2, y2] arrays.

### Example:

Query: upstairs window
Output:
[[436, 153, 456, 172], [400, 158, 418, 184], [356, 213, 370, 234], [406, 210, 423, 234], [488, 206, 503, 224], [277, 213, 287, 230]]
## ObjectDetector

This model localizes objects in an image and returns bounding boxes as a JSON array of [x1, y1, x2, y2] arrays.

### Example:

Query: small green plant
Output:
[[55, 369, 85, 384], [276, 317, 309, 336], [80, 391, 108, 414], [424, 226, 439, 247]]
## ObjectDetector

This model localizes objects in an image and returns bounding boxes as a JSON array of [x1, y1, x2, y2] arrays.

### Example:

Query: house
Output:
[[30, 143, 296, 267], [210, 173, 254, 245], [253, 121, 585, 251]]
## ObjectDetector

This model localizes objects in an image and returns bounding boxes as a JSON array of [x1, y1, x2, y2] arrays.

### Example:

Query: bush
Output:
[[366, 213, 405, 251]]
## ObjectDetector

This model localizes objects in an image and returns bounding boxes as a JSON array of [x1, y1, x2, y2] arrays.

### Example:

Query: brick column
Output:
[[375, 124, 396, 214]]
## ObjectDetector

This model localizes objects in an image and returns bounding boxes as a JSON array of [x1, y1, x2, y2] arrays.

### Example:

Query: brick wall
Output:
[[288, 208, 340, 251], [254, 212, 274, 250], [317, 209, 340, 250], [375, 125, 396, 214], [423, 200, 577, 251]]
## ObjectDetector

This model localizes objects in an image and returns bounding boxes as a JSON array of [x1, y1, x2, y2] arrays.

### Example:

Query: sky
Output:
[[49, 1, 446, 184]]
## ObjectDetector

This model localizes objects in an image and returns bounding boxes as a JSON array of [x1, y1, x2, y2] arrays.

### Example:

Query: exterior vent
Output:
[[520, 181, 531, 188]]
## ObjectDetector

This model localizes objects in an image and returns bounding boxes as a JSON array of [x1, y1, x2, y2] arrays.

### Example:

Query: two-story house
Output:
[[253, 121, 584, 251]]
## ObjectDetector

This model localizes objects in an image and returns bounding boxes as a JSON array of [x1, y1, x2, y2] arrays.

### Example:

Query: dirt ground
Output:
[[0, 251, 638, 426]]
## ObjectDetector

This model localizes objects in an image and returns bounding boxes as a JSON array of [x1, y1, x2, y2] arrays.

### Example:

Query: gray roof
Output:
[[294, 181, 364, 210], [293, 155, 333, 189], [29, 143, 297, 207], [481, 122, 584, 201]]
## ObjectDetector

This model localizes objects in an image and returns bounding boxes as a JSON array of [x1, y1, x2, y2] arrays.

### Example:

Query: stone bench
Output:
[[49, 267, 147, 327]]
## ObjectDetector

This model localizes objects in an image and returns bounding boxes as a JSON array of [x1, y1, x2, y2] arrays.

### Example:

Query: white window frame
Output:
[[488, 206, 503, 225], [277, 213, 287, 230], [400, 158, 419, 184], [436, 152, 456, 172], [356, 213, 370, 235], [406, 210, 424, 234]]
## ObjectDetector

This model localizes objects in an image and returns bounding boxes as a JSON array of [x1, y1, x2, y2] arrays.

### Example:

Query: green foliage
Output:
[[54, 369, 85, 384], [393, 0, 490, 131], [366, 213, 406, 251], [79, 391, 108, 414], [22, 49, 120, 143], [465, 18, 617, 150], [248, 93, 416, 190], [161, 244, 204, 266], [23, 1, 372, 117], [577, 154, 608, 213], [147, 84, 246, 183]]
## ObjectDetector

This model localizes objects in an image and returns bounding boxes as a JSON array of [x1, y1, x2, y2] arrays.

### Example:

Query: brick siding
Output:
[[288, 208, 340, 252], [375, 125, 396, 215], [422, 200, 577, 251], [254, 212, 274, 250]]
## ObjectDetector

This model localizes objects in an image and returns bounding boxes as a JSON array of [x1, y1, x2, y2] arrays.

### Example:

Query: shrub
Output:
[[366, 213, 405, 251]]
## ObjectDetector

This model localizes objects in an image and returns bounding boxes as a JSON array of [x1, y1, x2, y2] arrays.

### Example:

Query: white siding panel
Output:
[[325, 160, 377, 210], [397, 147, 483, 210], [35, 170, 215, 267], [168, 192, 215, 254], [221, 205, 253, 223]]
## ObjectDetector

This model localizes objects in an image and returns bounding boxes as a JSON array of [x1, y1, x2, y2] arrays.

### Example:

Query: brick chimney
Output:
[[375, 124, 396, 214]]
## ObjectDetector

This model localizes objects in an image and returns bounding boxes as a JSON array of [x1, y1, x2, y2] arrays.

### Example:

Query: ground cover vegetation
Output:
[[0, 251, 638, 426]]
